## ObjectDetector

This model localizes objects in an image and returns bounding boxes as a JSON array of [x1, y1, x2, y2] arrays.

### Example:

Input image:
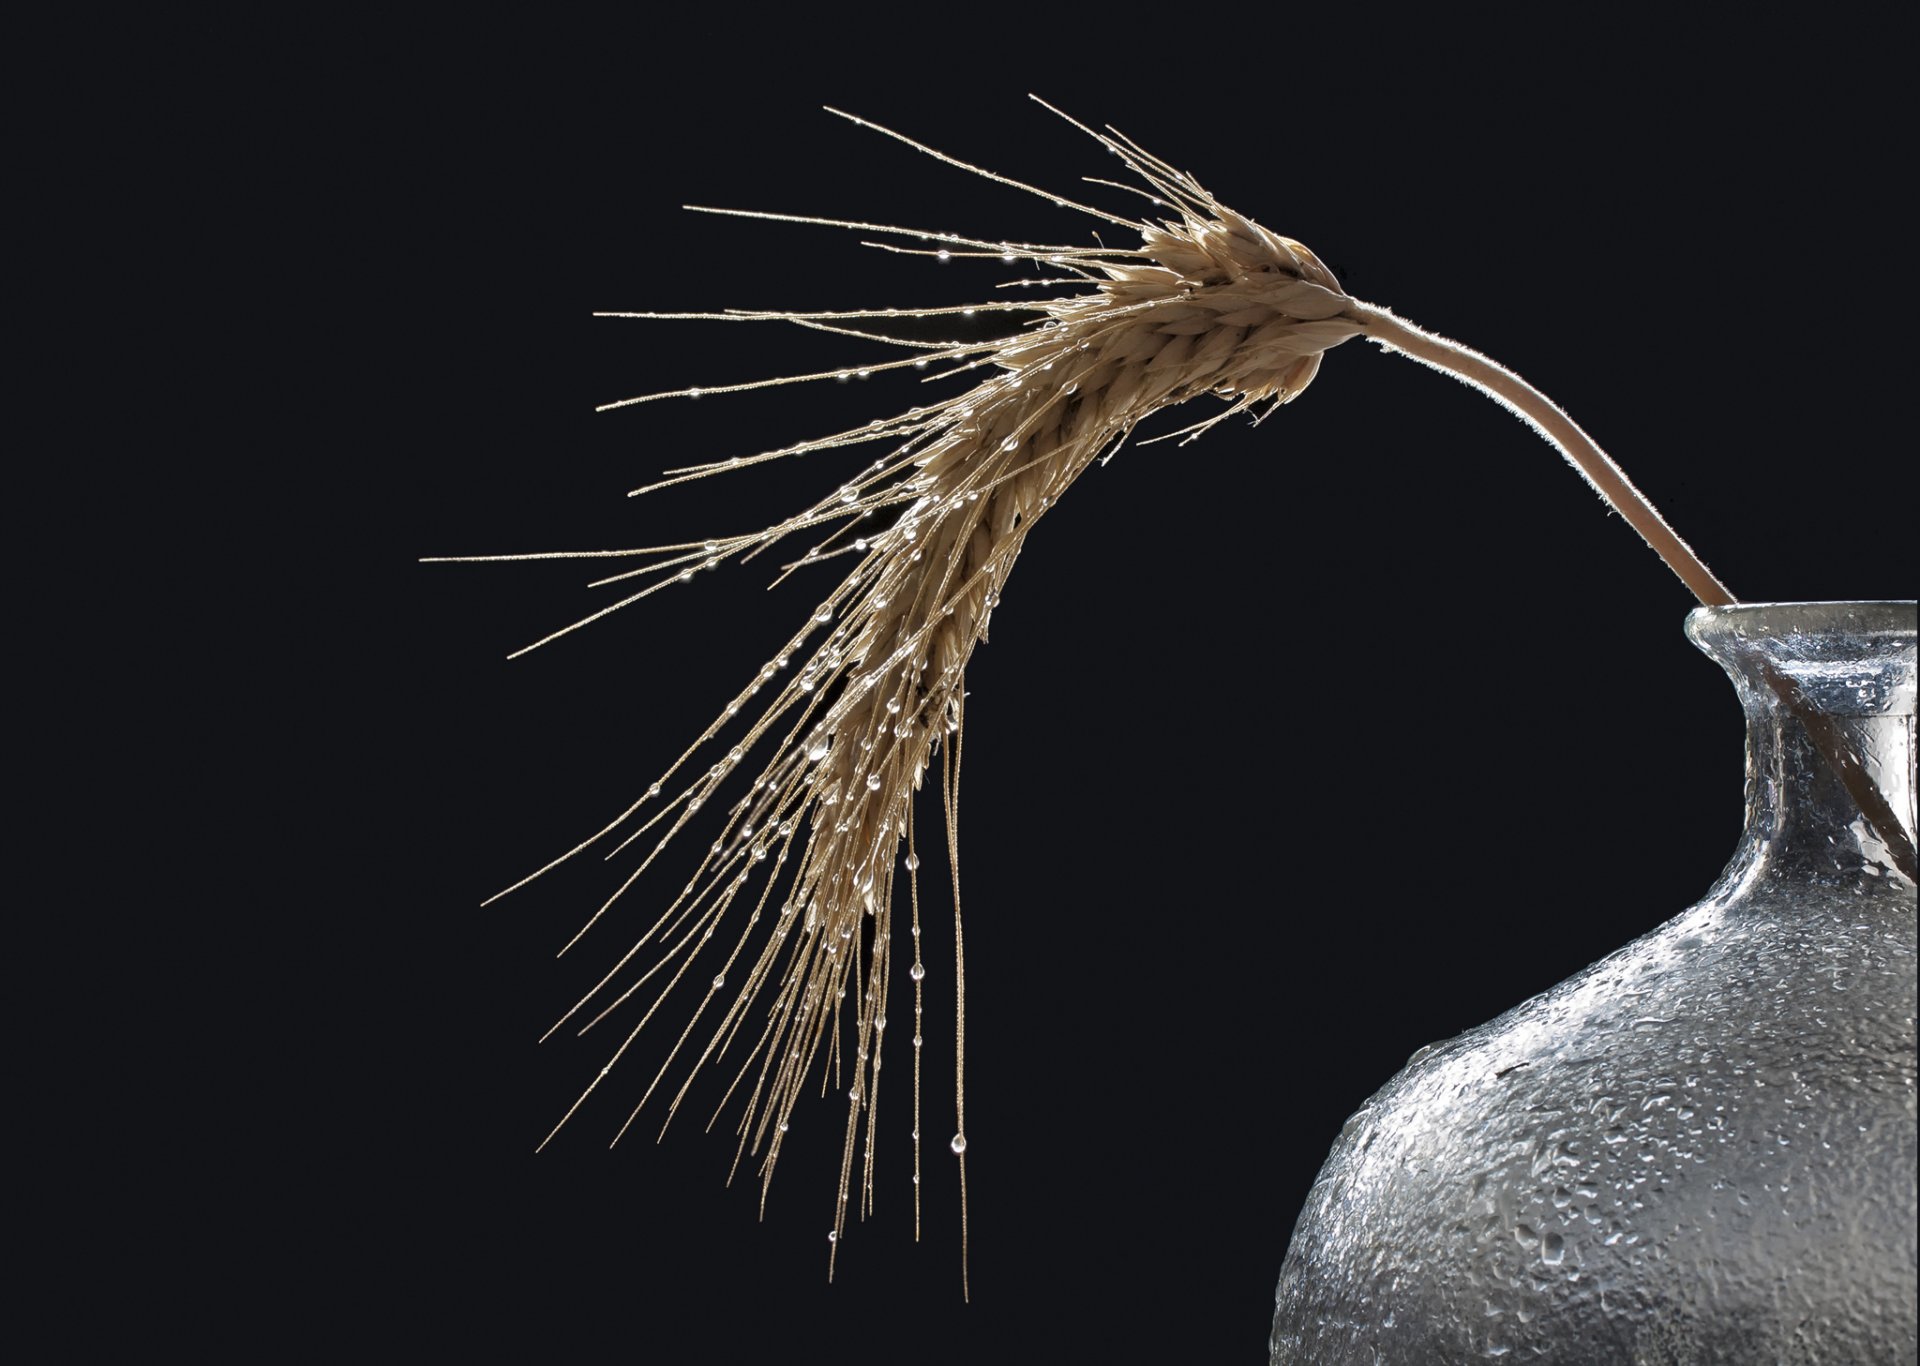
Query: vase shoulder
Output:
[[1272, 891, 1918, 1365]]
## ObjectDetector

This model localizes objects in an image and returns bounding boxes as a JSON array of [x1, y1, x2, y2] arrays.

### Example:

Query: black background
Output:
[[386, 29, 1913, 1364]]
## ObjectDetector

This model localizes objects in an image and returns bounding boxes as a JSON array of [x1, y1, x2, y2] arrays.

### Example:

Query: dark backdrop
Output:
[[387, 35, 1912, 1364]]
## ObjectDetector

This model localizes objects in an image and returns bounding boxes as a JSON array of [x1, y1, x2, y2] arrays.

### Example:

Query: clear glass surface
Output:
[[1271, 602, 1919, 1364]]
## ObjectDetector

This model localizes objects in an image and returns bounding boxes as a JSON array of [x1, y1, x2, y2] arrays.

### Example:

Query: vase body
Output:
[[1271, 602, 1918, 1364]]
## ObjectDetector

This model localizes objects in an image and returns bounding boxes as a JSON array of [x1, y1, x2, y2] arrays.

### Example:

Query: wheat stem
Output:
[[1348, 304, 1734, 608], [1347, 306, 1918, 878]]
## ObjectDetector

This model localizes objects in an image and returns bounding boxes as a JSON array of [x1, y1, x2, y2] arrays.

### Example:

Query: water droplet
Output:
[[910, 963, 926, 981], [950, 1133, 967, 1154], [905, 853, 920, 871], [866, 774, 882, 790], [827, 1230, 837, 1242], [711, 974, 725, 990], [808, 741, 830, 762]]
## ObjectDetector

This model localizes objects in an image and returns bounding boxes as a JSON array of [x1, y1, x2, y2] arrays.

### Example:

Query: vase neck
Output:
[[1688, 602, 1918, 892]]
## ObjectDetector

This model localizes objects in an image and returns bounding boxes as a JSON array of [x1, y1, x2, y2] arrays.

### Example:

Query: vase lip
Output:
[[1686, 600, 1917, 644]]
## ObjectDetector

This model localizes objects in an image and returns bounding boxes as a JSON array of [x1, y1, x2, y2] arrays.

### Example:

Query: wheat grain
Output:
[[432, 97, 1761, 1293]]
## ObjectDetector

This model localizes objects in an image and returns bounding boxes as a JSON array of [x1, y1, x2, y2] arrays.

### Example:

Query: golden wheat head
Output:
[[429, 95, 1755, 1296]]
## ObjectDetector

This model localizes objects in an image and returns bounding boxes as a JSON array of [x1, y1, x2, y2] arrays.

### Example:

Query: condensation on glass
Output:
[[1272, 602, 1918, 1364]]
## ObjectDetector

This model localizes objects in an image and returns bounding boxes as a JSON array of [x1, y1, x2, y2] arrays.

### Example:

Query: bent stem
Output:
[[1349, 304, 1735, 608], [1349, 304, 1918, 883]]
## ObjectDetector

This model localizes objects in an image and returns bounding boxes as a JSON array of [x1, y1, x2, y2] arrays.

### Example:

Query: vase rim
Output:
[[1686, 600, 1916, 641]]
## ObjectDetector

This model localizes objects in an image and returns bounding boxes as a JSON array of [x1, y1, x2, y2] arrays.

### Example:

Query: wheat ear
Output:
[[432, 98, 1764, 1293]]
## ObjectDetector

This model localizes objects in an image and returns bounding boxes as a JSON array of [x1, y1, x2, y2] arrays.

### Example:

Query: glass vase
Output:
[[1270, 601, 1918, 1364]]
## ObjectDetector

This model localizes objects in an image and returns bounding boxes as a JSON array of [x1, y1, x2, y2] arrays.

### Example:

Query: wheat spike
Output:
[[434, 97, 1748, 1295]]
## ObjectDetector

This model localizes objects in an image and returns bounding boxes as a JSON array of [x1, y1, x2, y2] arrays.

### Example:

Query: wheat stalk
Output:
[[428, 97, 1814, 1295]]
